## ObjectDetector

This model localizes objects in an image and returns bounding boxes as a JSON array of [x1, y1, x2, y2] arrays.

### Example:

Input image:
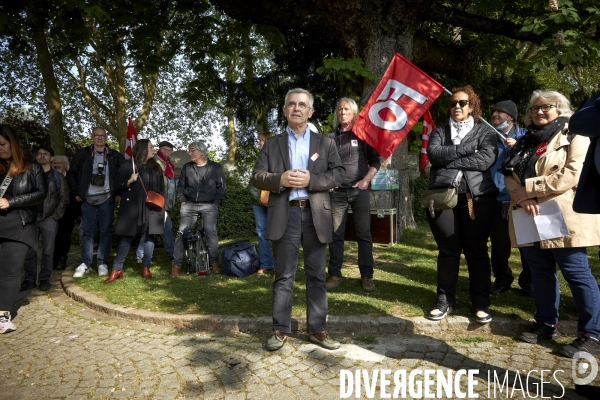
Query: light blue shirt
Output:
[[287, 126, 310, 200]]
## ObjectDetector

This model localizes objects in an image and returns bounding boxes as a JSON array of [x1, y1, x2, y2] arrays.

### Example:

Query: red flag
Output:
[[124, 117, 138, 160], [353, 53, 445, 159], [420, 110, 435, 170]]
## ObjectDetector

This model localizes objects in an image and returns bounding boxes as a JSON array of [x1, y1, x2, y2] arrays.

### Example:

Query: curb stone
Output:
[[60, 273, 579, 336]]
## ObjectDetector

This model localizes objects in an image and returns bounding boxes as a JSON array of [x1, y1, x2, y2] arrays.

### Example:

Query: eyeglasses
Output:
[[286, 101, 310, 110], [36, 152, 51, 157], [448, 100, 469, 108], [530, 104, 557, 113]]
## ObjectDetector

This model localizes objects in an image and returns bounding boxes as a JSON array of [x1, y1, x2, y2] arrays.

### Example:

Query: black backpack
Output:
[[219, 241, 259, 277]]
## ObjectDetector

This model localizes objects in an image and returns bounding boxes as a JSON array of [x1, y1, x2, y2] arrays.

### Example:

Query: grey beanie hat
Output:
[[492, 100, 518, 121]]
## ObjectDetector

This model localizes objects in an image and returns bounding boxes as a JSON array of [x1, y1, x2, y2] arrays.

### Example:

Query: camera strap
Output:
[[89, 145, 108, 167]]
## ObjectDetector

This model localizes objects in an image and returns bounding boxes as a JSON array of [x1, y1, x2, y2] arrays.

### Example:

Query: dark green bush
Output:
[[410, 177, 429, 223], [167, 185, 256, 240], [216, 186, 256, 239]]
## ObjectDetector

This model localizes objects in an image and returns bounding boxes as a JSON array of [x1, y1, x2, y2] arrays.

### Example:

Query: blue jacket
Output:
[[492, 125, 527, 201]]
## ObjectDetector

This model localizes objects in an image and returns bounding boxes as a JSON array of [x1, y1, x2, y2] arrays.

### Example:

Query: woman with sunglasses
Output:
[[0, 124, 47, 333], [105, 139, 165, 282], [425, 86, 498, 323], [502, 90, 600, 357]]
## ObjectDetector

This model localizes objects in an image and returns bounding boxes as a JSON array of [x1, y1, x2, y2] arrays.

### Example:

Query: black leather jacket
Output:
[[7, 163, 48, 225], [177, 160, 226, 205], [427, 124, 498, 197]]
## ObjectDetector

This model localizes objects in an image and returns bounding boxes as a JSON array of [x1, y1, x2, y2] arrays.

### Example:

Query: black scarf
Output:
[[501, 117, 568, 184]]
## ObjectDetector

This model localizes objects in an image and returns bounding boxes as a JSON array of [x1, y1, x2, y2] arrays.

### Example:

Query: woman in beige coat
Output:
[[502, 90, 600, 358]]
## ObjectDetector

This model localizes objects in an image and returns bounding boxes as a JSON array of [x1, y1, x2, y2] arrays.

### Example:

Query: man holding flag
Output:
[[68, 127, 124, 278]]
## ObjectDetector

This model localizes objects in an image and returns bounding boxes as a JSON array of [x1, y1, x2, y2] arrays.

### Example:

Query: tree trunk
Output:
[[224, 54, 237, 163], [332, 1, 419, 238], [30, 21, 65, 154]]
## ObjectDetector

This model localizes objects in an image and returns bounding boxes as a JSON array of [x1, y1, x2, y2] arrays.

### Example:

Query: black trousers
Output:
[[272, 206, 328, 334], [427, 194, 495, 310], [53, 199, 80, 267], [0, 239, 30, 311], [489, 201, 532, 288]]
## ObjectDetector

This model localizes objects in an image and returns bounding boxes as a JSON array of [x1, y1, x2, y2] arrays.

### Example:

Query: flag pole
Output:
[[480, 116, 507, 140], [442, 87, 507, 141]]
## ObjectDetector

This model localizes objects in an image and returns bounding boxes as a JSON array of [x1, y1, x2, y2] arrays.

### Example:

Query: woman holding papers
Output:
[[502, 90, 600, 358], [105, 139, 166, 283], [425, 86, 498, 324]]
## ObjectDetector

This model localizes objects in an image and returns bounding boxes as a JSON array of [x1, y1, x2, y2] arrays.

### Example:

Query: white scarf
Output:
[[449, 116, 474, 144]]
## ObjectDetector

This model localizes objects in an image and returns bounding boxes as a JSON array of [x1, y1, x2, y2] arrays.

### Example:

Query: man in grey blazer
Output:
[[251, 88, 345, 351]]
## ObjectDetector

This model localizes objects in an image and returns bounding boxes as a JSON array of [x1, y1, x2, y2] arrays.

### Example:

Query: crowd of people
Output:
[[1, 86, 600, 363]]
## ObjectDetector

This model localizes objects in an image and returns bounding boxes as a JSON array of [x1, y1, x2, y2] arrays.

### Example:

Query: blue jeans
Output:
[[80, 198, 114, 268], [253, 205, 275, 269], [521, 244, 600, 339], [328, 189, 374, 278], [136, 214, 174, 259], [23, 216, 58, 284], [113, 230, 156, 271], [173, 202, 219, 265]]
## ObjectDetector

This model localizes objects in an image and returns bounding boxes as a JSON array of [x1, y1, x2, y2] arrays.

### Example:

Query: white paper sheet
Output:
[[512, 199, 570, 245]]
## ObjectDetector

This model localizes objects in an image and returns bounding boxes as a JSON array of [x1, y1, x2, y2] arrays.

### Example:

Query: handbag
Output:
[[136, 166, 165, 211], [419, 187, 458, 218], [259, 190, 269, 207]]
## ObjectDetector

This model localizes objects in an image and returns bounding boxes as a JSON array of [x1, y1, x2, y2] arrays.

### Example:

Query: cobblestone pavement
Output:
[[0, 286, 595, 399]]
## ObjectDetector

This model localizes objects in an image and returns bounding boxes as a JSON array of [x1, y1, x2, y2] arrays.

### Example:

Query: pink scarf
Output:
[[156, 149, 175, 178]]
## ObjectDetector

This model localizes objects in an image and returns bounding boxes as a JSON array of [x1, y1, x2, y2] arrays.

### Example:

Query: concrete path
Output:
[[0, 282, 593, 399]]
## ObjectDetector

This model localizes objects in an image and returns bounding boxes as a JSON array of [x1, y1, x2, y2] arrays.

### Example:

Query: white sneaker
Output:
[[98, 264, 109, 276], [0, 312, 16, 334], [73, 263, 89, 278]]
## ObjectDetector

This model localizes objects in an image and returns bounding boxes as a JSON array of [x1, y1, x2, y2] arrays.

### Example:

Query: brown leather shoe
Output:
[[170, 265, 181, 278], [362, 277, 376, 292], [326, 276, 342, 289], [104, 270, 123, 283], [211, 262, 221, 274], [142, 267, 152, 279]]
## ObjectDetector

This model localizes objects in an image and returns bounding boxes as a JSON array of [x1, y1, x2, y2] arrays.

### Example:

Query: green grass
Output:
[[75, 222, 600, 321]]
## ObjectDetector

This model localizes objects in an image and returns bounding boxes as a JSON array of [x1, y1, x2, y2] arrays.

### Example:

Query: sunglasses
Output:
[[448, 100, 469, 108]]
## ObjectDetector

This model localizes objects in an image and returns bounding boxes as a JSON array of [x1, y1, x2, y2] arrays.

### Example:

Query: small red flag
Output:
[[353, 53, 444, 159], [124, 117, 138, 160], [420, 110, 435, 170]]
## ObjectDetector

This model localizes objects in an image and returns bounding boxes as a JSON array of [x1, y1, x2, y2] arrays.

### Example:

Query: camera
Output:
[[91, 163, 106, 186]]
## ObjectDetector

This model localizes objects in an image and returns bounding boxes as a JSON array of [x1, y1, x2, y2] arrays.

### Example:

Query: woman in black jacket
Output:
[[105, 139, 165, 282], [0, 124, 47, 333], [425, 86, 498, 323]]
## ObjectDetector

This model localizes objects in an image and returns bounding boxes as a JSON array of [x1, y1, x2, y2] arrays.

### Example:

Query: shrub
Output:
[[168, 185, 256, 240], [410, 177, 429, 223]]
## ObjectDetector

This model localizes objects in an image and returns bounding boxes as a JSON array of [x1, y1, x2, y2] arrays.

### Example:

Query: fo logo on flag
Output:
[[354, 53, 444, 159]]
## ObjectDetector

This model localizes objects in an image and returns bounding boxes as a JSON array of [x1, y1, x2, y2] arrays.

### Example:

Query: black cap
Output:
[[158, 141, 174, 149], [570, 92, 600, 138], [492, 100, 518, 121]]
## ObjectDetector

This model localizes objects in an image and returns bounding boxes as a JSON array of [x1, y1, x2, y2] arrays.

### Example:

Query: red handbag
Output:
[[137, 166, 164, 210]]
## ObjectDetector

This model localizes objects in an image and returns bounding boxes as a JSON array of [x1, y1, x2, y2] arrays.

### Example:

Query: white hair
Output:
[[284, 88, 314, 109], [52, 155, 69, 170], [524, 90, 573, 126]]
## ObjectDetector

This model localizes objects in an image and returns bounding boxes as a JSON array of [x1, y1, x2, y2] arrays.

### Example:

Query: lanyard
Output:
[[0, 173, 13, 198]]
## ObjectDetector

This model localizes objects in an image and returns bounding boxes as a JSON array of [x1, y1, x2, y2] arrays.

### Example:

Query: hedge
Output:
[[410, 177, 429, 223]]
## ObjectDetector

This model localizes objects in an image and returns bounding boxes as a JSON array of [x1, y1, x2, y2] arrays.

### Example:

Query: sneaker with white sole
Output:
[[98, 264, 109, 276], [0, 312, 16, 334], [73, 263, 89, 278]]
